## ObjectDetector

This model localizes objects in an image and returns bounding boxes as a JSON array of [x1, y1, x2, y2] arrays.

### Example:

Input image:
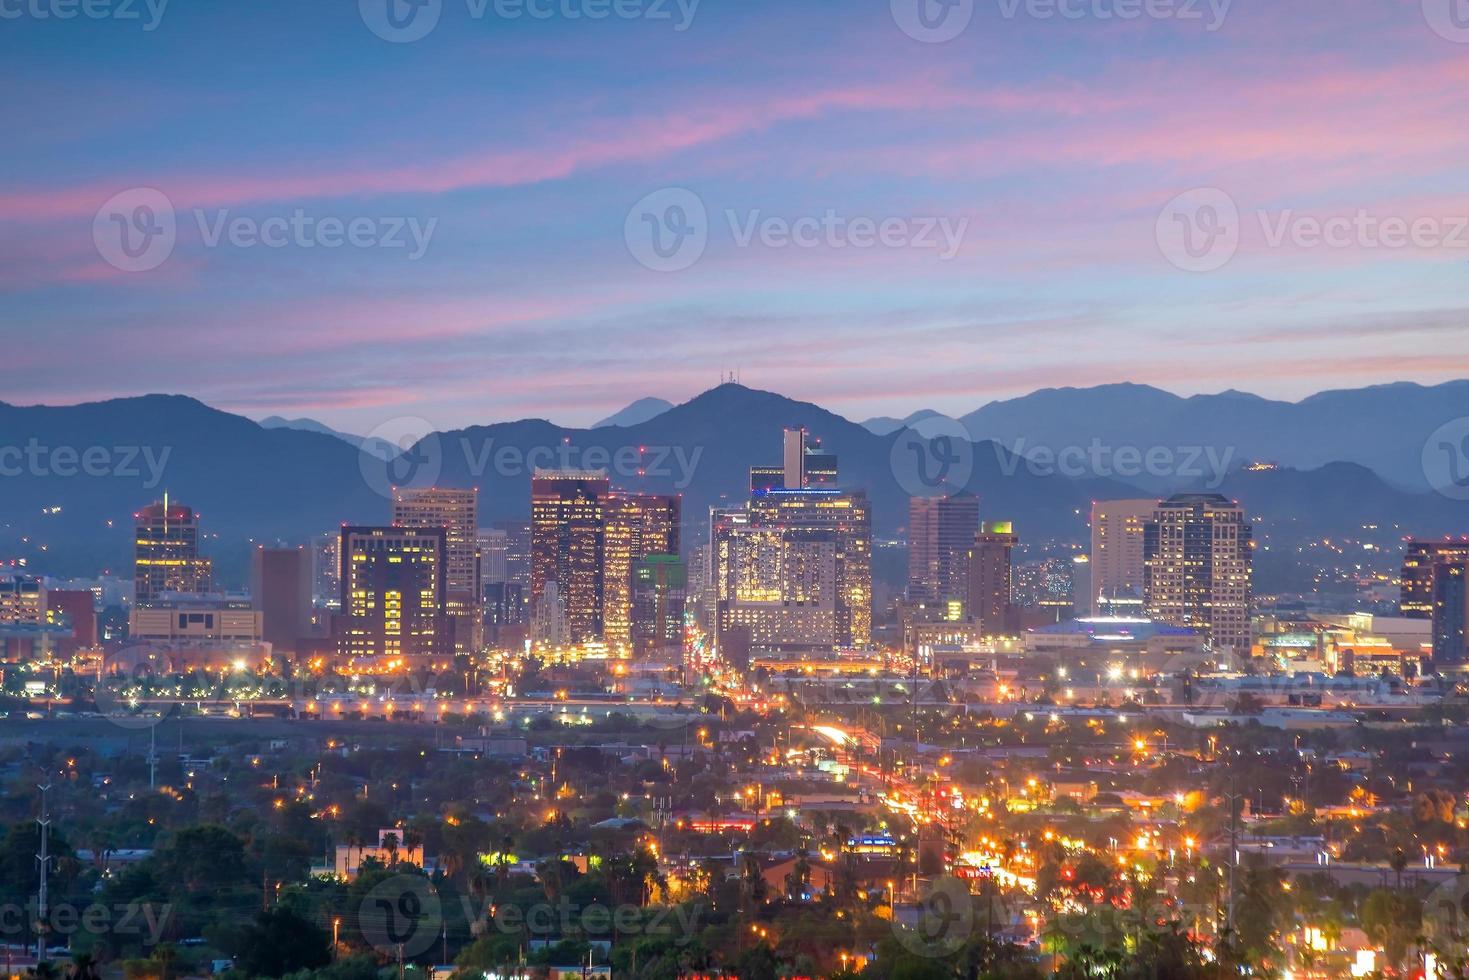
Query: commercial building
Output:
[[1089, 499, 1157, 615], [531, 471, 609, 645], [631, 554, 687, 661], [393, 487, 482, 654], [251, 547, 312, 656], [907, 494, 979, 615], [338, 525, 450, 669], [602, 492, 680, 651], [969, 522, 1018, 635], [134, 498, 212, 606], [1400, 539, 1469, 618], [1143, 493, 1253, 654]]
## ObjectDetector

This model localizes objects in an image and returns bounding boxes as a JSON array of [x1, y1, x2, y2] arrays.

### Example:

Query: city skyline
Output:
[[5, 0, 1469, 432]]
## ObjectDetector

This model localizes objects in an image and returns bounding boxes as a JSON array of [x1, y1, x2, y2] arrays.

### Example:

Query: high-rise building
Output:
[[338, 526, 449, 668], [312, 533, 342, 609], [907, 494, 979, 615], [251, 547, 311, 656], [134, 498, 212, 606], [1089, 498, 1157, 616], [968, 522, 1017, 635], [492, 520, 533, 591], [632, 554, 687, 661], [715, 433, 871, 658], [1143, 493, 1253, 654], [46, 589, 97, 649], [394, 488, 482, 654], [602, 492, 681, 650], [1431, 561, 1469, 668], [531, 471, 609, 645], [1401, 539, 1469, 619], [749, 428, 839, 492], [479, 528, 509, 585]]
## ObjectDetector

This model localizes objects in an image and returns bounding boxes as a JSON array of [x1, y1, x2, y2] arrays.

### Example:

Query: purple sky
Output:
[[3, 0, 1468, 433]]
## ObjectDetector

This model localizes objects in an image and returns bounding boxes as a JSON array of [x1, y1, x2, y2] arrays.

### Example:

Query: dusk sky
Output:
[[4, 0, 1468, 435]]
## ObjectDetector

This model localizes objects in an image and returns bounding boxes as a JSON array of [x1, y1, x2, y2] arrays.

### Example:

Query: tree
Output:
[[228, 907, 332, 977]]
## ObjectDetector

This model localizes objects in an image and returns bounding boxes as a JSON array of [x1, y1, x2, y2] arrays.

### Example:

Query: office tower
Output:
[[715, 433, 871, 657], [1431, 562, 1469, 668], [492, 520, 533, 591], [530, 471, 609, 645], [749, 427, 840, 492], [338, 526, 449, 667], [250, 547, 311, 656], [134, 498, 212, 606], [0, 575, 45, 624], [312, 533, 342, 608], [1089, 498, 1157, 616], [969, 522, 1018, 635], [686, 541, 712, 628], [479, 528, 509, 585], [603, 492, 681, 650], [393, 487, 482, 654], [907, 494, 980, 615], [1401, 539, 1469, 618], [1143, 493, 1253, 654], [631, 554, 687, 661]]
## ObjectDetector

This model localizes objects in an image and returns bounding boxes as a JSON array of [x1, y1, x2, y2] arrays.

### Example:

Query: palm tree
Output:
[[383, 832, 400, 867]]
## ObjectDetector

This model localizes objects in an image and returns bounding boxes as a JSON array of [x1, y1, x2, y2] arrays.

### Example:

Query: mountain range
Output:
[[1, 383, 1465, 592]]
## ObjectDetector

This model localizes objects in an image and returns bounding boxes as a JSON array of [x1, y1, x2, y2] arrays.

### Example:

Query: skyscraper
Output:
[[251, 546, 311, 656], [749, 428, 839, 492], [1401, 539, 1469, 618], [602, 491, 681, 650], [968, 522, 1017, 635], [134, 498, 212, 606], [479, 528, 509, 585], [393, 487, 482, 654], [312, 532, 342, 609], [531, 471, 609, 645], [338, 525, 449, 668], [1431, 561, 1468, 668], [1143, 493, 1253, 654], [1089, 498, 1157, 616], [632, 554, 687, 661], [492, 519, 533, 591], [907, 494, 979, 615]]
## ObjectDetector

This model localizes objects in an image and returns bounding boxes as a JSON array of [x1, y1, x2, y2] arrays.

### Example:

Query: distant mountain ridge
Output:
[[593, 397, 673, 428], [1, 382, 1465, 592], [259, 415, 395, 459]]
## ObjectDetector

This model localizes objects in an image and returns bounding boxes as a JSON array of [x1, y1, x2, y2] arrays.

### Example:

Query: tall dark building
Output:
[[749, 427, 839, 492], [531, 471, 610, 645], [603, 492, 681, 650], [632, 554, 687, 661], [968, 521, 1017, 635], [1143, 493, 1253, 653], [394, 487, 482, 654], [907, 494, 980, 614], [1431, 561, 1469, 668], [492, 520, 532, 591], [134, 498, 212, 606], [338, 526, 449, 667], [251, 547, 311, 656], [1401, 539, 1469, 618]]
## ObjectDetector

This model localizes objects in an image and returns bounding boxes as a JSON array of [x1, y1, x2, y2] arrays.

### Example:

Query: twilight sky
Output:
[[3, 0, 1468, 434]]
